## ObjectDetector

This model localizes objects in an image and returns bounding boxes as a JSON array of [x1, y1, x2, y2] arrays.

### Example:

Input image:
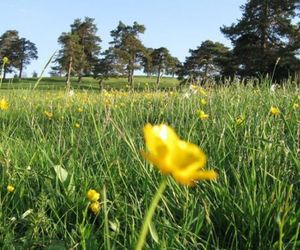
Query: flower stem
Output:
[[135, 177, 168, 250]]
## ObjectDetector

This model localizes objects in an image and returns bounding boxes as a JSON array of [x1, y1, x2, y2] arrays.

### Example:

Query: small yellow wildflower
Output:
[[7, 185, 15, 192], [270, 106, 280, 116], [90, 201, 101, 214], [199, 88, 207, 96], [44, 111, 53, 119], [142, 124, 217, 186], [293, 103, 299, 110], [198, 110, 209, 120], [75, 123, 80, 128], [77, 107, 83, 113], [236, 117, 244, 125], [200, 99, 207, 105], [87, 189, 100, 202], [2, 57, 9, 65], [0, 99, 9, 110]]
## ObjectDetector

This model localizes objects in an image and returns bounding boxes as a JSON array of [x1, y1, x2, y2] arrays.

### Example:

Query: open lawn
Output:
[[0, 80, 299, 249]]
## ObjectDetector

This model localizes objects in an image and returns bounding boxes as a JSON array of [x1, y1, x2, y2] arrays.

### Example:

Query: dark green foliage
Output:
[[150, 47, 180, 85], [178, 40, 233, 85], [109, 21, 147, 86], [54, 17, 101, 83], [93, 49, 120, 90], [221, 0, 300, 80], [0, 30, 38, 79]]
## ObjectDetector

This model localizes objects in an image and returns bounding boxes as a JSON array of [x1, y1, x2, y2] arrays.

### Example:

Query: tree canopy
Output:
[[221, 0, 300, 80], [0, 30, 38, 79], [54, 17, 101, 83], [177, 40, 232, 85], [108, 21, 147, 86]]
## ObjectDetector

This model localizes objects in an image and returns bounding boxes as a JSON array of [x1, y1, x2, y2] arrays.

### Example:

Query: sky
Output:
[[0, 0, 246, 76]]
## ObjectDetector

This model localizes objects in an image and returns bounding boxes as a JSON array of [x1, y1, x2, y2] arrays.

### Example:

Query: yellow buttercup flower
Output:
[[0, 99, 9, 110], [200, 99, 207, 105], [270, 106, 280, 116], [77, 107, 83, 113], [75, 123, 80, 128], [236, 116, 244, 125], [2, 57, 9, 65], [90, 201, 101, 214], [198, 110, 209, 120], [7, 185, 15, 192], [142, 124, 217, 186], [190, 84, 198, 91], [293, 103, 299, 110], [44, 111, 53, 119], [87, 189, 100, 202], [199, 88, 207, 96]]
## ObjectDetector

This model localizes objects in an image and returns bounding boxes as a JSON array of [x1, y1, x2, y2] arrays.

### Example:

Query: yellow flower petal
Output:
[[172, 169, 217, 186], [87, 189, 100, 202], [90, 201, 101, 214], [270, 106, 280, 116], [7, 185, 15, 192], [142, 124, 217, 186], [0, 99, 9, 110]]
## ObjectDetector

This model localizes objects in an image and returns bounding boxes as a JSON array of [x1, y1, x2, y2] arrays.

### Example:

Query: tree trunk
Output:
[[260, 3, 269, 72], [156, 67, 161, 86], [98, 79, 104, 91], [66, 57, 72, 90], [19, 62, 23, 79], [78, 74, 82, 84], [128, 55, 136, 87], [128, 67, 134, 86]]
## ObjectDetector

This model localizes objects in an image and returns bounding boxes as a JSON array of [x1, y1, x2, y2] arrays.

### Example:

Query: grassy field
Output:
[[0, 78, 299, 249], [0, 76, 179, 91]]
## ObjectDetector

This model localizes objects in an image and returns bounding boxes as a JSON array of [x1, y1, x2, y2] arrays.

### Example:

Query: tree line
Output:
[[1, 0, 300, 85]]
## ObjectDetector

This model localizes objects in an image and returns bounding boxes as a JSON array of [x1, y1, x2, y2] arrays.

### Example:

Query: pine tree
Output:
[[0, 30, 38, 79], [178, 40, 232, 85], [221, 0, 300, 79], [15, 38, 38, 78], [55, 17, 101, 83], [151, 47, 178, 86], [109, 21, 146, 86], [0, 30, 20, 79]]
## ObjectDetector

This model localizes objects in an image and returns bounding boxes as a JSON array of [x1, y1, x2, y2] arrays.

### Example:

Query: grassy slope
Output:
[[0, 83, 299, 249]]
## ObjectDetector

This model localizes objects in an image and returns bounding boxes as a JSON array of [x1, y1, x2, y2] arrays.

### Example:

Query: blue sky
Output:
[[0, 0, 246, 76]]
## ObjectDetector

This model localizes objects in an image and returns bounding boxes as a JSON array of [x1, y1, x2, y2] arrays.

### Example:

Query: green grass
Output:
[[0, 81, 299, 249], [0, 75, 179, 91]]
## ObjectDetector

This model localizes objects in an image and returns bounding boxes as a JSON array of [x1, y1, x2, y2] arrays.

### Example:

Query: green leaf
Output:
[[148, 221, 159, 243]]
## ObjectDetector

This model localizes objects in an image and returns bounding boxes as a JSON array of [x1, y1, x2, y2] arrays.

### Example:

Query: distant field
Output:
[[0, 76, 180, 91], [0, 82, 299, 249]]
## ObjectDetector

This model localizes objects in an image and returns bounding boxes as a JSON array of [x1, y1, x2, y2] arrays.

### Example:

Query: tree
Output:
[[32, 71, 38, 78], [109, 21, 146, 86], [151, 47, 174, 86], [15, 38, 38, 78], [221, 0, 300, 79], [141, 47, 154, 77], [0, 30, 38, 79], [165, 56, 181, 78], [54, 17, 101, 83], [56, 33, 84, 85], [93, 49, 120, 90], [0, 30, 20, 79], [177, 40, 232, 85]]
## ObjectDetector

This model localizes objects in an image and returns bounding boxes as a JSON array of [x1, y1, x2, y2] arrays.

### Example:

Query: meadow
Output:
[[0, 77, 299, 250]]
